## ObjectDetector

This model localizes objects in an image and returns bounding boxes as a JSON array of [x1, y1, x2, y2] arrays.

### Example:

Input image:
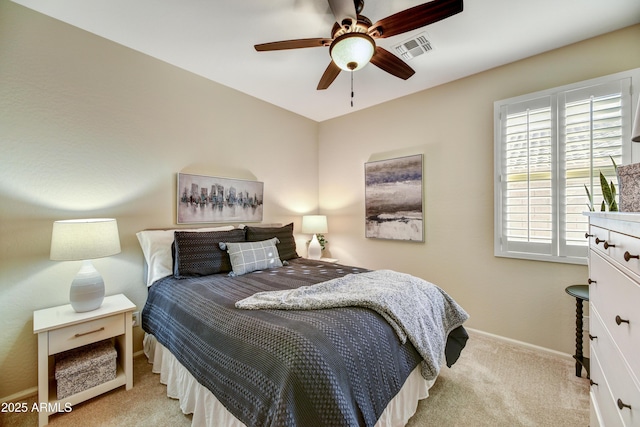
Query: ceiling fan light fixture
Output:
[[329, 33, 375, 72]]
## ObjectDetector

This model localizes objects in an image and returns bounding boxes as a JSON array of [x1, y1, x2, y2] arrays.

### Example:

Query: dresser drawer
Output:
[[589, 251, 640, 382], [589, 225, 610, 257], [590, 310, 640, 426], [48, 314, 125, 355], [606, 230, 640, 279], [590, 347, 625, 427]]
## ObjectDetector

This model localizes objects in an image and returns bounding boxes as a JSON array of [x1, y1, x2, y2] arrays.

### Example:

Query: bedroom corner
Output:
[[0, 0, 319, 402]]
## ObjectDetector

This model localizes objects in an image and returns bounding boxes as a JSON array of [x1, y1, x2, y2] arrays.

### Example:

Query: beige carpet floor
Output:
[[1, 331, 589, 427]]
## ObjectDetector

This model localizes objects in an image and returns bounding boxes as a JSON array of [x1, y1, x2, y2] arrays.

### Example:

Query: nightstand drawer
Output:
[[49, 314, 124, 355]]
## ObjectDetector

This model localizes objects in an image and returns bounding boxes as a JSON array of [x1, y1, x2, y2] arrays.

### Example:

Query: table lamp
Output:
[[302, 215, 328, 260], [50, 218, 121, 312]]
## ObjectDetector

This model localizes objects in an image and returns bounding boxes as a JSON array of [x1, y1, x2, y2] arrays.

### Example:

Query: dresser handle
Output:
[[617, 399, 632, 410], [590, 380, 598, 386], [585, 233, 594, 238], [624, 251, 639, 262], [604, 241, 615, 249], [595, 238, 605, 245], [615, 315, 630, 326], [588, 278, 597, 284], [74, 327, 105, 338], [589, 334, 597, 340]]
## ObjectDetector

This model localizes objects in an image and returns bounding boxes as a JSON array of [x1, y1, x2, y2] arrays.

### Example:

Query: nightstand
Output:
[[33, 294, 136, 426]]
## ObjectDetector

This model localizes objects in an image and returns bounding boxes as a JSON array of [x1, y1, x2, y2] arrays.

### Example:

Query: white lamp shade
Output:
[[330, 33, 375, 71], [302, 215, 328, 234], [50, 218, 121, 261], [50, 218, 121, 313], [632, 96, 640, 142]]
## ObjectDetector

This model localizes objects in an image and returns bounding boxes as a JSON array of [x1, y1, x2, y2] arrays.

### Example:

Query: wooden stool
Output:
[[565, 284, 590, 378]]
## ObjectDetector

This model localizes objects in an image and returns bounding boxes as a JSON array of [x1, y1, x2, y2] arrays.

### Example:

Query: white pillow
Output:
[[137, 226, 235, 286]]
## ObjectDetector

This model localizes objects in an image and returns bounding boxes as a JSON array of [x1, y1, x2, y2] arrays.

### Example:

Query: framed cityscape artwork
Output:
[[177, 173, 264, 224]]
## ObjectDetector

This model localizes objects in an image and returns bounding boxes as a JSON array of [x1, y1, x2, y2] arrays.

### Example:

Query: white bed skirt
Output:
[[143, 333, 433, 427]]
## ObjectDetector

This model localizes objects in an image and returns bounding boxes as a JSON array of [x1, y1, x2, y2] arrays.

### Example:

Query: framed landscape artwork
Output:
[[177, 173, 264, 224], [364, 154, 424, 241]]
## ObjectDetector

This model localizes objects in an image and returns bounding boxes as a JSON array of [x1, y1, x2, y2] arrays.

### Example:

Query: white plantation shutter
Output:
[[499, 96, 554, 256], [561, 82, 626, 257], [495, 71, 637, 264]]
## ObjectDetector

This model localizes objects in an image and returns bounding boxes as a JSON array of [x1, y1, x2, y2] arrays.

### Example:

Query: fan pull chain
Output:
[[350, 71, 354, 107]]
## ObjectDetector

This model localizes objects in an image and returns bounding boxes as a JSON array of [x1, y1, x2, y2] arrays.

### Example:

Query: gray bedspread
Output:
[[142, 259, 468, 427], [236, 269, 469, 381]]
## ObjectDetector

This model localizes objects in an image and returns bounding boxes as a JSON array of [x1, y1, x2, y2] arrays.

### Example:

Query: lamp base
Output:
[[70, 260, 105, 312], [308, 234, 322, 260]]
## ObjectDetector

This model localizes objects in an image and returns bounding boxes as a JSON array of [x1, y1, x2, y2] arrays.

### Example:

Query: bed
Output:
[[138, 224, 469, 427]]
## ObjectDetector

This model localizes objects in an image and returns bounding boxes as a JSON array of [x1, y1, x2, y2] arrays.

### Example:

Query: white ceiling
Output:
[[12, 0, 640, 122]]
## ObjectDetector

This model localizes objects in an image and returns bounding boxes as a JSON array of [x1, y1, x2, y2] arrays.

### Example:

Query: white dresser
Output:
[[586, 212, 640, 427]]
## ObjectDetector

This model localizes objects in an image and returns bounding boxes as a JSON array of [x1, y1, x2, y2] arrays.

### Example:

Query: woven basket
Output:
[[55, 339, 116, 399]]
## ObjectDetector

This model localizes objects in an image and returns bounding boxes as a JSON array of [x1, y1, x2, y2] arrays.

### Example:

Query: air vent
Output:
[[393, 32, 434, 61]]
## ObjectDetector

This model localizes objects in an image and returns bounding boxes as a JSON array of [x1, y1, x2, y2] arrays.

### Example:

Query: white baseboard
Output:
[[466, 327, 574, 361], [1, 386, 37, 404]]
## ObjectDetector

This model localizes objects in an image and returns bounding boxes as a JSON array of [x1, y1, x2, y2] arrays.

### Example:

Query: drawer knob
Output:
[[604, 241, 615, 249], [590, 380, 598, 386], [588, 278, 597, 284], [585, 233, 594, 238], [617, 399, 632, 411], [624, 251, 639, 262], [588, 334, 597, 341], [615, 315, 630, 326], [74, 327, 105, 338], [595, 237, 605, 245]]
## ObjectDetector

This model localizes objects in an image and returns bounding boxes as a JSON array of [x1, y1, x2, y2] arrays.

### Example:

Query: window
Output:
[[494, 69, 639, 264]]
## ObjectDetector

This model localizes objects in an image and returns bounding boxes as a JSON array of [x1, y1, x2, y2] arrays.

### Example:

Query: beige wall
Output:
[[2, 0, 639, 402], [0, 0, 319, 399], [318, 24, 640, 354]]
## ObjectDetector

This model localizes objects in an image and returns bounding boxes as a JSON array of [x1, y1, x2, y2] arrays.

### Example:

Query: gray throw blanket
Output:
[[236, 269, 469, 380]]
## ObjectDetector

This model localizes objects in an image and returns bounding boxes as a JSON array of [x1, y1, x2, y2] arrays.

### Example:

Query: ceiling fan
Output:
[[254, 0, 463, 90]]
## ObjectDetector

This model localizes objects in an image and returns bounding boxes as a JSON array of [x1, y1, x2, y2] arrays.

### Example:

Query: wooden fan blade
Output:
[[370, 47, 415, 80], [328, 0, 357, 26], [369, 0, 463, 39], [317, 61, 342, 90], [255, 38, 332, 51]]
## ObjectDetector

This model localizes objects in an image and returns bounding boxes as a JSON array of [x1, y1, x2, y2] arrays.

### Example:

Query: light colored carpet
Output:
[[1, 331, 589, 427], [407, 331, 589, 426]]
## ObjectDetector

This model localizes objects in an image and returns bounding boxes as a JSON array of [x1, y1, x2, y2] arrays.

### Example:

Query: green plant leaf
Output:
[[610, 180, 618, 211], [601, 200, 606, 211], [601, 171, 613, 206], [584, 184, 594, 211]]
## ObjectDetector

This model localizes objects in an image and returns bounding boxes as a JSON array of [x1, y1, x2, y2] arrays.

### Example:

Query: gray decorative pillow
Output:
[[245, 223, 299, 261], [173, 229, 246, 278], [219, 237, 283, 276]]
